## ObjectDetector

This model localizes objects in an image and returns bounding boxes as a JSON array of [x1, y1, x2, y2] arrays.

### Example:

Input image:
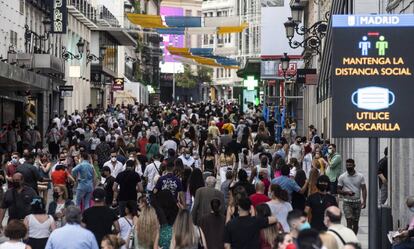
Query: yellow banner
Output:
[[217, 22, 248, 34], [126, 13, 166, 28]]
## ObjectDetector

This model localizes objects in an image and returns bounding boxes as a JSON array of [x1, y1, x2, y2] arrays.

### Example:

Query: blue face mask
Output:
[[299, 222, 311, 231]]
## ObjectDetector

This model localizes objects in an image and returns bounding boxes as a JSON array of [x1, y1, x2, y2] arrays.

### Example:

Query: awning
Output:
[[126, 13, 166, 28], [165, 16, 202, 27], [217, 22, 248, 34], [114, 91, 137, 106], [97, 27, 137, 46], [156, 27, 185, 35]]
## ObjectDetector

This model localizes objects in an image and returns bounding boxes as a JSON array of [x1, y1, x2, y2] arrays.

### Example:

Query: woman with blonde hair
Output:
[[101, 234, 126, 249], [130, 206, 160, 249], [170, 209, 207, 249], [308, 159, 321, 196], [320, 232, 339, 249], [256, 121, 270, 143]]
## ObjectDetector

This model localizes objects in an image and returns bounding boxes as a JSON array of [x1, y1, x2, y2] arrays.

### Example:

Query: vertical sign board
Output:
[[52, 0, 67, 34], [331, 15, 414, 138]]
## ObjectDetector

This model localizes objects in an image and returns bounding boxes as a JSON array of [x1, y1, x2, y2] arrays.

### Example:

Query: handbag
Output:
[[127, 225, 136, 249]]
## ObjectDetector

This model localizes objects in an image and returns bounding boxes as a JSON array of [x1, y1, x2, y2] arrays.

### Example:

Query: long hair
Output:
[[255, 204, 278, 247], [136, 206, 160, 248], [172, 209, 198, 249], [188, 168, 205, 197]]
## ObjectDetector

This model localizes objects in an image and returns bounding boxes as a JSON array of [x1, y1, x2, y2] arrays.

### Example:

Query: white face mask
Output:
[[111, 157, 117, 163], [328, 149, 333, 154]]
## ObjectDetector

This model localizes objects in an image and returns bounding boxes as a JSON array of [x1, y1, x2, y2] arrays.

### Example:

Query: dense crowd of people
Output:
[[0, 101, 405, 249]]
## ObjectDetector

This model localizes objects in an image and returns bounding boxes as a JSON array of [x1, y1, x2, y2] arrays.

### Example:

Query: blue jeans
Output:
[[393, 240, 414, 249], [76, 187, 93, 210]]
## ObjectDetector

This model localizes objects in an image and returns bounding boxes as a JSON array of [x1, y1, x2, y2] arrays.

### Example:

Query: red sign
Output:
[[112, 78, 124, 91], [305, 73, 318, 85], [278, 63, 297, 77]]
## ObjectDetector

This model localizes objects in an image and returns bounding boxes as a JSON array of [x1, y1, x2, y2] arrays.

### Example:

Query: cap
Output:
[[286, 244, 296, 249], [308, 124, 315, 129], [92, 188, 106, 202]]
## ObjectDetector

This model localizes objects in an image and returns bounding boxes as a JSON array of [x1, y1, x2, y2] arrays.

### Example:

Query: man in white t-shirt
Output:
[[288, 137, 303, 163], [143, 155, 162, 193], [103, 151, 124, 178], [160, 135, 178, 156]]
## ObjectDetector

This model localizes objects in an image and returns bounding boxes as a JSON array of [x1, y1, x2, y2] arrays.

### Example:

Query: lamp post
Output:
[[284, 3, 329, 55], [86, 47, 106, 65], [62, 38, 85, 61]]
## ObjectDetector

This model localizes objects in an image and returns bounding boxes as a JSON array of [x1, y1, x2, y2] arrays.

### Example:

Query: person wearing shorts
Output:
[[337, 158, 367, 235]]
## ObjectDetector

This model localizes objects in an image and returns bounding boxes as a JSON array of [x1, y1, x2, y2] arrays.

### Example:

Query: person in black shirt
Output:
[[228, 134, 242, 162], [82, 188, 119, 245], [0, 172, 37, 228], [113, 160, 143, 216], [305, 175, 337, 231], [232, 169, 255, 196], [101, 166, 115, 206], [378, 147, 388, 205], [16, 153, 42, 194], [224, 197, 277, 249]]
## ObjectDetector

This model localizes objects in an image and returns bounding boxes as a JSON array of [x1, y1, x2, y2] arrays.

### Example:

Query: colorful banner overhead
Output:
[[167, 46, 239, 68]]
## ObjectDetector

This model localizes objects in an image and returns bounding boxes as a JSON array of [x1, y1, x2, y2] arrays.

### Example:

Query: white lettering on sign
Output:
[[53, 0, 64, 33], [359, 16, 400, 25]]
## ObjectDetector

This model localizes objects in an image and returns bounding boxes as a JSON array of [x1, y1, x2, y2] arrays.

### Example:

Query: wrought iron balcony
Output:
[[67, 0, 99, 29]]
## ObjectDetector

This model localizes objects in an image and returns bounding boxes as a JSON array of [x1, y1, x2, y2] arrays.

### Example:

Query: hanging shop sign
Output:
[[112, 78, 125, 91], [52, 0, 68, 34]]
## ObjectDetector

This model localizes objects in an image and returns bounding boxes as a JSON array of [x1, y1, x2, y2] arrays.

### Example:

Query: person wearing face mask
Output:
[[6, 152, 20, 189], [103, 151, 124, 178], [251, 154, 272, 184], [288, 137, 303, 164], [0, 172, 37, 230], [326, 144, 342, 196], [122, 152, 143, 176], [287, 209, 309, 246], [305, 175, 338, 231], [337, 159, 367, 235], [178, 148, 196, 168]]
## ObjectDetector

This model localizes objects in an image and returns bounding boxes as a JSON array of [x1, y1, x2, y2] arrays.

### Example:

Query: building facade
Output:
[[202, 0, 240, 101]]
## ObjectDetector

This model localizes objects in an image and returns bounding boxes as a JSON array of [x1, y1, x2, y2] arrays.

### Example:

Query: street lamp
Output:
[[280, 53, 290, 75], [290, 2, 304, 24], [86, 49, 105, 65], [284, 18, 296, 40], [76, 38, 85, 54], [62, 38, 85, 61], [284, 3, 329, 55]]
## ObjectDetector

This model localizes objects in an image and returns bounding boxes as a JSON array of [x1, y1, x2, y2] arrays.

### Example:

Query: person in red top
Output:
[[51, 164, 74, 186], [250, 181, 270, 207], [137, 130, 148, 156], [5, 152, 20, 188]]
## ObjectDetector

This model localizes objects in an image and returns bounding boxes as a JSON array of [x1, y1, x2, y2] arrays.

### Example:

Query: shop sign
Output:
[[112, 78, 124, 91], [52, 0, 67, 34]]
